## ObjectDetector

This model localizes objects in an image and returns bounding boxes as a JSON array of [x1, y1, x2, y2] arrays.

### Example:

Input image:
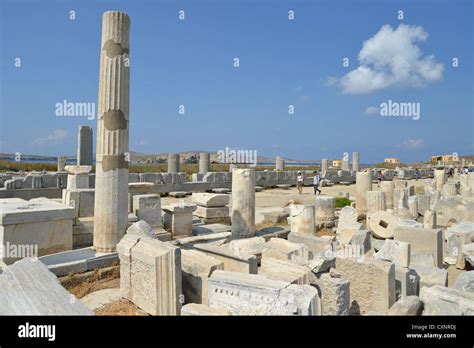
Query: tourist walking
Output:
[[313, 171, 321, 195], [297, 171, 303, 194]]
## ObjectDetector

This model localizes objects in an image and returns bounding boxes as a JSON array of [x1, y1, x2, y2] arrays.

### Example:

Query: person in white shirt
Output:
[[296, 171, 303, 194], [313, 171, 321, 195]]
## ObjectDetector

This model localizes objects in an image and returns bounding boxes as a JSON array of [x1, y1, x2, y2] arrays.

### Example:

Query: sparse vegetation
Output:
[[335, 197, 352, 208]]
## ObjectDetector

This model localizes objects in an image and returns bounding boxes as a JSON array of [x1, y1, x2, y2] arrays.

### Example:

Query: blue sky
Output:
[[0, 0, 472, 163]]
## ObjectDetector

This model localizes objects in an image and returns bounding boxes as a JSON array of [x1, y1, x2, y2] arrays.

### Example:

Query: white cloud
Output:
[[332, 24, 443, 94], [34, 129, 68, 145], [364, 106, 379, 115], [396, 139, 425, 150]]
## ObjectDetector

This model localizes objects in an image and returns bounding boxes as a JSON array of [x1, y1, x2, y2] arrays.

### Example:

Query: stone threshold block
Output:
[[420, 285, 474, 315], [181, 249, 224, 305], [194, 243, 258, 274], [207, 270, 320, 315], [288, 233, 334, 259], [0, 198, 75, 264], [335, 257, 395, 315], [181, 303, 230, 315], [117, 231, 182, 315], [259, 257, 312, 285], [394, 226, 443, 268], [261, 237, 310, 265], [171, 232, 232, 249], [39, 247, 119, 277], [227, 237, 267, 264], [192, 192, 229, 207], [255, 226, 290, 241], [192, 223, 231, 236], [194, 206, 229, 219], [0, 258, 93, 315]]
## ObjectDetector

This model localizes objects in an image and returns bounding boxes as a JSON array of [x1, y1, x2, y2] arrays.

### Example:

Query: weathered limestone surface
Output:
[[77, 125, 93, 166], [420, 285, 474, 315], [94, 11, 131, 253], [0, 258, 93, 315], [194, 206, 229, 219], [181, 249, 224, 305], [132, 194, 161, 228], [181, 303, 230, 316], [194, 243, 258, 274], [412, 266, 447, 288], [231, 169, 256, 238], [288, 233, 334, 258], [356, 171, 372, 212], [374, 240, 410, 268], [163, 203, 197, 238], [117, 232, 182, 315], [0, 198, 75, 264], [290, 204, 316, 236], [388, 296, 423, 316], [312, 271, 350, 316], [380, 181, 395, 209], [315, 196, 336, 228], [453, 271, 474, 292], [335, 257, 395, 315], [192, 193, 229, 207], [336, 206, 362, 234], [259, 257, 311, 285], [207, 270, 320, 315], [394, 226, 443, 268], [366, 191, 386, 214], [261, 238, 309, 264]]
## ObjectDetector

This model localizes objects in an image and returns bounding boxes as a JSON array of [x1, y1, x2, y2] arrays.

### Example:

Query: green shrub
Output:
[[335, 197, 352, 208]]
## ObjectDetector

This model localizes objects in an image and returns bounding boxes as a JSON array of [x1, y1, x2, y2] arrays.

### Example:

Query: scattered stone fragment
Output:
[[387, 296, 423, 316]]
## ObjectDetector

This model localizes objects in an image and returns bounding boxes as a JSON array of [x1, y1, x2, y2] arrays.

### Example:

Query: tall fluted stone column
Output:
[[321, 159, 328, 173], [434, 169, 445, 190], [93, 11, 130, 253], [356, 171, 372, 212], [199, 152, 210, 174], [380, 181, 394, 209], [352, 152, 360, 172], [57, 156, 66, 172], [77, 125, 93, 166], [276, 156, 285, 171], [168, 153, 180, 173], [231, 168, 255, 238], [315, 196, 336, 228], [366, 191, 386, 214], [342, 158, 349, 171]]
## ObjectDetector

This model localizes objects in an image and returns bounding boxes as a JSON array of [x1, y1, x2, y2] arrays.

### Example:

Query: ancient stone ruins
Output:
[[0, 11, 473, 316]]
